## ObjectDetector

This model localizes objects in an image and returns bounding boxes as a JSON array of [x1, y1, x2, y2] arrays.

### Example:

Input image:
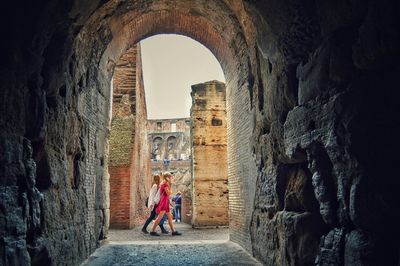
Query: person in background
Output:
[[174, 191, 182, 222], [150, 172, 182, 236], [141, 174, 169, 234]]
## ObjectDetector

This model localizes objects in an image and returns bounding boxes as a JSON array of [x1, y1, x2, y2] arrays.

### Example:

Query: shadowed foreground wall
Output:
[[247, 1, 400, 265]]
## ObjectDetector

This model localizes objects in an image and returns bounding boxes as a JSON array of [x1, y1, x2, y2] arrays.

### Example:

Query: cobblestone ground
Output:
[[82, 222, 262, 266]]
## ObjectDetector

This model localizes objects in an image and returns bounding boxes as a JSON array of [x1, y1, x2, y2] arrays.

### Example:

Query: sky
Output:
[[140, 34, 225, 119]]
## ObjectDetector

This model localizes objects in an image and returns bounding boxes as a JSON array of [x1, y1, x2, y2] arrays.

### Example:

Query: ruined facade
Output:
[[108, 45, 151, 229], [148, 119, 191, 161], [191, 81, 229, 227], [1, 1, 399, 265], [148, 118, 192, 223]]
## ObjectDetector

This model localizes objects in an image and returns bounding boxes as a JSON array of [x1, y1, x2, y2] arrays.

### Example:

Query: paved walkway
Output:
[[82, 222, 262, 266]]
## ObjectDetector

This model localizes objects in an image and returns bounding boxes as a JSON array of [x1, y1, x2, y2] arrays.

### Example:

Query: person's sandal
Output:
[[150, 231, 160, 236], [172, 231, 182, 236]]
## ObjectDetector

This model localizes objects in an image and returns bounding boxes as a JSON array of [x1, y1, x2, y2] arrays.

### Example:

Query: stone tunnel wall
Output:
[[1, 1, 399, 265], [132, 44, 152, 227], [246, 1, 400, 265], [109, 45, 151, 229], [191, 81, 229, 227], [0, 1, 114, 264]]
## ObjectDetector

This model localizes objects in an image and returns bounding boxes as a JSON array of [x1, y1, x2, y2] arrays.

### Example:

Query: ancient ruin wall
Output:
[[148, 119, 190, 133], [132, 44, 152, 227], [109, 46, 137, 229], [191, 81, 229, 227], [148, 119, 191, 161], [108, 45, 150, 229], [247, 1, 400, 265]]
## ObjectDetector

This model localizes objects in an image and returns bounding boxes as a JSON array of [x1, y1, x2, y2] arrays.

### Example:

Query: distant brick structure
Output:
[[191, 81, 228, 227], [148, 119, 191, 161], [108, 44, 151, 229], [148, 118, 192, 223]]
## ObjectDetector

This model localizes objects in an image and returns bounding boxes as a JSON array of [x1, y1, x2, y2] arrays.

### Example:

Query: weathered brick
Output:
[[109, 45, 151, 229]]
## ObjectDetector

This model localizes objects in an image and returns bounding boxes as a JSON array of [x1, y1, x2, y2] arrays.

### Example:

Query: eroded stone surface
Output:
[[191, 81, 228, 227]]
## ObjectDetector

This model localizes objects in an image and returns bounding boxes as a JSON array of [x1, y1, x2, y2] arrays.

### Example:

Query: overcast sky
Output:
[[141, 34, 225, 119]]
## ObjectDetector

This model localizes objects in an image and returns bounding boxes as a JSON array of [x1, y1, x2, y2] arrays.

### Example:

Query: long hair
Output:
[[152, 175, 160, 188], [163, 172, 172, 186]]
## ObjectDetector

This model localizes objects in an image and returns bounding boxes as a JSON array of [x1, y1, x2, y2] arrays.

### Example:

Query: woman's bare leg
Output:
[[151, 210, 165, 232], [166, 212, 176, 232]]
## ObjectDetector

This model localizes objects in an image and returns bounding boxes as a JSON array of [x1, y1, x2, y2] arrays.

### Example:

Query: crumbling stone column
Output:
[[191, 81, 228, 227]]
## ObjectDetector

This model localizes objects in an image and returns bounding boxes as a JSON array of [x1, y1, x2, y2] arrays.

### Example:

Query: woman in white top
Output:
[[141, 174, 168, 234]]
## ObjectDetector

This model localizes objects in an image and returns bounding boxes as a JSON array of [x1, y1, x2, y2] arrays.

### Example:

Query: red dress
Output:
[[156, 182, 170, 214]]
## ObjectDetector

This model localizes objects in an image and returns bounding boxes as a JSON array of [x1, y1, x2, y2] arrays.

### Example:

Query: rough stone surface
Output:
[[316, 228, 345, 266], [248, 0, 400, 265], [344, 230, 376, 266], [1, 0, 399, 265], [191, 81, 228, 227]]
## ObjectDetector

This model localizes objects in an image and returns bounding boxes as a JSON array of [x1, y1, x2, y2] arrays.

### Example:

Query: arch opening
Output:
[[108, 33, 231, 231]]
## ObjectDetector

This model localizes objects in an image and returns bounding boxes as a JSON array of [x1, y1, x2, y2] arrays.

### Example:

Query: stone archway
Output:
[[2, 1, 400, 265], [74, 1, 258, 256]]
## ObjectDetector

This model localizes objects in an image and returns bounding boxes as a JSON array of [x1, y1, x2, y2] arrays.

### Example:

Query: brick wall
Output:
[[225, 68, 257, 252], [131, 43, 151, 227], [191, 81, 229, 227], [109, 45, 151, 229]]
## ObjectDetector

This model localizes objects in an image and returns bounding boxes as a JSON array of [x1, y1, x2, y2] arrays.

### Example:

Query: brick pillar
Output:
[[108, 45, 151, 229], [131, 43, 152, 227], [191, 81, 228, 227]]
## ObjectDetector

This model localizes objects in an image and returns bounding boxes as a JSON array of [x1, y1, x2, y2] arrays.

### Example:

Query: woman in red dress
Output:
[[150, 172, 182, 236]]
